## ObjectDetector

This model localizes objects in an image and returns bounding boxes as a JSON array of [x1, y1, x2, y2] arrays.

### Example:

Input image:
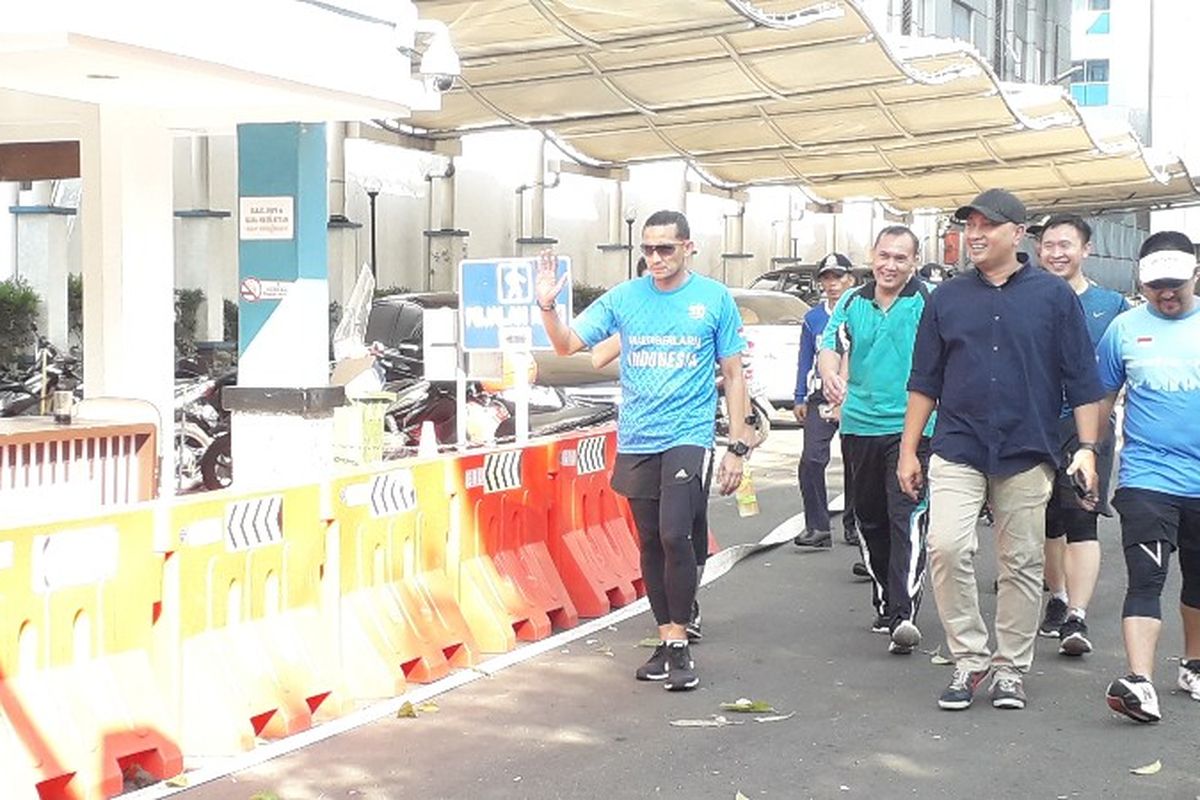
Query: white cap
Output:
[[1139, 249, 1196, 283]]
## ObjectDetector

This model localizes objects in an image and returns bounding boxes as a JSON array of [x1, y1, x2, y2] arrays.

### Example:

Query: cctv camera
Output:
[[425, 74, 455, 93]]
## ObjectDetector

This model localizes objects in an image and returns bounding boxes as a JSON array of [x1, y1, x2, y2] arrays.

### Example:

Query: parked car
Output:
[[747, 265, 821, 305], [730, 288, 809, 412]]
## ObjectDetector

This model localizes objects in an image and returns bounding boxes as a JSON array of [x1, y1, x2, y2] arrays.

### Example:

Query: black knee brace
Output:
[[1123, 541, 1171, 619], [1179, 540, 1200, 610]]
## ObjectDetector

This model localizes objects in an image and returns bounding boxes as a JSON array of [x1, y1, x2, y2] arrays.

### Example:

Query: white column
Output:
[[0, 182, 18, 281], [78, 105, 176, 494], [13, 208, 72, 347]]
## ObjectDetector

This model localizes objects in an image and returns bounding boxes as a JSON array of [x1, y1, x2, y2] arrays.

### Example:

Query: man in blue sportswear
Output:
[[536, 209, 749, 692], [898, 188, 1103, 713], [819, 226, 934, 654], [793, 253, 859, 549], [1036, 215, 1131, 655], [1099, 231, 1200, 724]]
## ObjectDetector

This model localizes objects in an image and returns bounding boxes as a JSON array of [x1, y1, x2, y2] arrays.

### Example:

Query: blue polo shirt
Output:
[[908, 265, 1104, 476], [795, 301, 832, 405]]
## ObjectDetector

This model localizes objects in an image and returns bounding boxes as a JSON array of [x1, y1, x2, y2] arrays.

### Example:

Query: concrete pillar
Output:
[[227, 122, 342, 489], [0, 181, 18, 281], [424, 160, 467, 292], [78, 106, 176, 493], [11, 206, 72, 348]]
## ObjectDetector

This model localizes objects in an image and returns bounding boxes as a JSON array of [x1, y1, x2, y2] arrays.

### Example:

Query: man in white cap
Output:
[[1099, 231, 1200, 723]]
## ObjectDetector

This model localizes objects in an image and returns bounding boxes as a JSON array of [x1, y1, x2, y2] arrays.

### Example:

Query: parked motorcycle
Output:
[[0, 337, 82, 417]]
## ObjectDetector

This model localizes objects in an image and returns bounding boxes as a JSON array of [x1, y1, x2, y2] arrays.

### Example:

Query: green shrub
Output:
[[572, 282, 607, 313], [223, 299, 238, 343], [174, 287, 205, 357], [67, 273, 83, 337], [0, 278, 40, 369]]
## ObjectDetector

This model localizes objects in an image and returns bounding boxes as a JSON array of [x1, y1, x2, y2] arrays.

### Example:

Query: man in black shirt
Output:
[[897, 188, 1103, 712]]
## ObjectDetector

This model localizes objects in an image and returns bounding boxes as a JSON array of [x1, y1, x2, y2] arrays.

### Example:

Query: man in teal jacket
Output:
[[820, 226, 933, 654]]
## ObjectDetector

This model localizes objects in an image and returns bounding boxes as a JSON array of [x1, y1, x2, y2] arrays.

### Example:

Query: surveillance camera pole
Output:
[[624, 208, 637, 280]]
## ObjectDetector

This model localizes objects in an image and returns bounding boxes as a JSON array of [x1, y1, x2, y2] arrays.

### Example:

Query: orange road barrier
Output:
[[527, 431, 639, 617], [330, 460, 478, 698], [452, 444, 579, 652], [164, 485, 338, 755], [0, 509, 181, 800]]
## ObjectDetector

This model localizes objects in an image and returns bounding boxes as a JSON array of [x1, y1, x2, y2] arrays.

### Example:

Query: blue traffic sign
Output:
[[459, 256, 571, 352]]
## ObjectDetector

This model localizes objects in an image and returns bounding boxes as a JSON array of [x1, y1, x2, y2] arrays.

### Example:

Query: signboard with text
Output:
[[459, 256, 571, 352]]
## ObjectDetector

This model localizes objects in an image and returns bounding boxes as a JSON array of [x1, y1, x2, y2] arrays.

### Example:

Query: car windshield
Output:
[[747, 275, 778, 290], [734, 293, 808, 325]]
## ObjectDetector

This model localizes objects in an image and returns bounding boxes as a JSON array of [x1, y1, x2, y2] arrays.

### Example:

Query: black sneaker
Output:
[[843, 525, 860, 546], [1178, 658, 1200, 701], [686, 600, 703, 641], [635, 643, 669, 681], [793, 529, 832, 548], [1106, 674, 1161, 723], [852, 561, 870, 579], [1058, 615, 1092, 656], [1039, 597, 1068, 638], [989, 671, 1027, 709], [938, 668, 989, 710], [871, 614, 890, 634], [662, 641, 698, 691]]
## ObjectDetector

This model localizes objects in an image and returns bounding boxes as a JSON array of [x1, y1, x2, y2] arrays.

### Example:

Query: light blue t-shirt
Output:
[[1096, 303, 1200, 497], [572, 273, 746, 453], [1059, 282, 1130, 418]]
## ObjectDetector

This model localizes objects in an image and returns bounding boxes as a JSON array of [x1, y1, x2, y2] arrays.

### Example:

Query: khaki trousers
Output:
[[927, 455, 1053, 674]]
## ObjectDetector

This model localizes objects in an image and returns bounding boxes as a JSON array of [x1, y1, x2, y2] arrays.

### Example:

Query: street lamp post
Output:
[[624, 207, 637, 279], [366, 188, 380, 281]]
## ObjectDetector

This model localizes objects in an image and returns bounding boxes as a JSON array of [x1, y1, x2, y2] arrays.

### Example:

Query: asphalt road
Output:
[[165, 428, 1199, 800]]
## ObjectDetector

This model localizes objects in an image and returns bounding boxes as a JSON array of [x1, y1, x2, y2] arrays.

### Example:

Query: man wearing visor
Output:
[[1099, 232, 1200, 723]]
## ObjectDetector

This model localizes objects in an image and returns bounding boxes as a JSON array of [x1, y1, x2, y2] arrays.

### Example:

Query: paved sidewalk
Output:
[[161, 430, 1200, 800]]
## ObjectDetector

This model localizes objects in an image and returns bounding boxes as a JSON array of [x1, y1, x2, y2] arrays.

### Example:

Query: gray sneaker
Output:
[[990, 672, 1027, 710], [889, 620, 921, 655], [635, 643, 669, 681]]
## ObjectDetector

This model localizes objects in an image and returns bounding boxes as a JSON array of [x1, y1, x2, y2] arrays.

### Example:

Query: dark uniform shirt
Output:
[[907, 264, 1104, 476]]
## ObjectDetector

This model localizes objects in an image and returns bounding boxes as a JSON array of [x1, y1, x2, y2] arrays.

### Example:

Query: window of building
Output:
[[951, 0, 973, 43], [1070, 58, 1110, 107], [1088, 0, 1110, 9], [1086, 12, 1110, 34]]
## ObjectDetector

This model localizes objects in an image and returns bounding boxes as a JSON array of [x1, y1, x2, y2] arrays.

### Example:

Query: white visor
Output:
[[1139, 250, 1196, 284]]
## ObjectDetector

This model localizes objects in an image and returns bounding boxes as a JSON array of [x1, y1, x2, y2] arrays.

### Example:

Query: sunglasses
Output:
[[1144, 278, 1188, 291], [640, 242, 686, 257]]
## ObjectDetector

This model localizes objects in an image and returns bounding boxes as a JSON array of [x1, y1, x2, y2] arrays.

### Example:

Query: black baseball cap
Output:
[[953, 188, 1027, 225], [816, 252, 853, 276]]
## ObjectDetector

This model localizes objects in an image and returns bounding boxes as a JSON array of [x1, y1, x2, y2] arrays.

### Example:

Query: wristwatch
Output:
[[1076, 442, 1098, 453], [727, 440, 750, 457]]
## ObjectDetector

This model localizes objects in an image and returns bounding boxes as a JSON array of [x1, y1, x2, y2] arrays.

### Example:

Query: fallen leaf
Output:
[[736, 793, 750, 800], [929, 649, 954, 666], [638, 638, 661, 648], [720, 698, 776, 713], [396, 701, 418, 718], [250, 794, 280, 800], [754, 712, 795, 723], [1130, 759, 1162, 775], [670, 714, 743, 728], [417, 701, 439, 714], [165, 774, 190, 788]]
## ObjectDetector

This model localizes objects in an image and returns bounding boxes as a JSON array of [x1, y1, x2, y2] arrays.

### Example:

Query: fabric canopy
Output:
[[410, 0, 1198, 213]]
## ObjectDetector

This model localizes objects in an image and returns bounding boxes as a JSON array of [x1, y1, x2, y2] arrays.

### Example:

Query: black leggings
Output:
[[629, 477, 705, 625]]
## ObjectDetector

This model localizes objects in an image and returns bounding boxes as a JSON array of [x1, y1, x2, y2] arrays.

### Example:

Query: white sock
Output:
[[1052, 590, 1068, 604], [1069, 607, 1086, 621]]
